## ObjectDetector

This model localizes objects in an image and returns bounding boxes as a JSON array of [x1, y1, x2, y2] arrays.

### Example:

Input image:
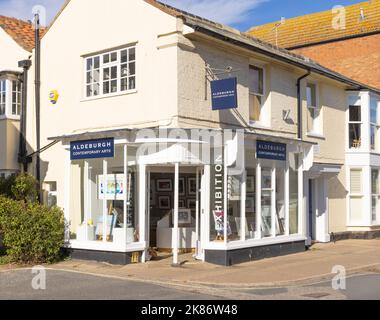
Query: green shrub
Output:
[[0, 196, 65, 264], [0, 175, 16, 198], [11, 174, 38, 202]]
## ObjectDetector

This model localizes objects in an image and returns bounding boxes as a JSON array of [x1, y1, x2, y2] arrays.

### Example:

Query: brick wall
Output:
[[293, 33, 380, 90]]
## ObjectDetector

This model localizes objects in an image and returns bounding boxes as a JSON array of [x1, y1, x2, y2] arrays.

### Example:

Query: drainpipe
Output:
[[18, 59, 32, 172], [34, 13, 42, 203], [297, 71, 311, 140]]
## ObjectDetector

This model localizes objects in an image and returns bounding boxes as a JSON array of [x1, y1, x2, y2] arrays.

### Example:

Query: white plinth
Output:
[[113, 228, 135, 244], [76, 225, 96, 241], [157, 227, 196, 249]]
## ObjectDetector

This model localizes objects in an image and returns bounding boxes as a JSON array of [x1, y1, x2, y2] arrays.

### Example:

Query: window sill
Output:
[[0, 115, 20, 121], [81, 89, 137, 102], [249, 121, 271, 130], [306, 132, 325, 140]]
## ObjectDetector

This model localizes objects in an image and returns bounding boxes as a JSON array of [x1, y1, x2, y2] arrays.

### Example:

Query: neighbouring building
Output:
[[247, 0, 380, 90], [0, 16, 35, 178], [21, 0, 380, 266]]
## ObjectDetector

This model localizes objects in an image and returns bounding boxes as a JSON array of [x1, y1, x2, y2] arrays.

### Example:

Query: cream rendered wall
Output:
[[0, 28, 30, 71], [25, 0, 181, 210], [177, 36, 348, 234]]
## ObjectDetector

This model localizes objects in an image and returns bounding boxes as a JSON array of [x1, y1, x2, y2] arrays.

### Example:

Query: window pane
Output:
[[103, 68, 110, 80], [129, 77, 136, 90], [276, 168, 285, 236], [93, 69, 100, 83], [121, 50, 128, 63], [349, 123, 361, 148], [261, 169, 272, 237], [121, 64, 128, 77], [249, 94, 261, 122], [86, 85, 92, 97], [249, 66, 263, 95], [111, 66, 117, 79], [86, 58, 93, 71], [94, 56, 100, 69], [111, 80, 117, 93], [129, 47, 135, 61], [129, 62, 135, 75], [246, 169, 256, 239], [289, 154, 299, 234], [93, 83, 100, 96], [103, 81, 110, 94], [103, 54, 110, 64], [370, 97, 378, 124], [121, 78, 128, 91], [371, 125, 376, 151], [111, 52, 117, 62], [349, 105, 361, 122], [306, 84, 316, 108], [227, 175, 241, 242], [86, 72, 92, 84], [372, 169, 379, 195]]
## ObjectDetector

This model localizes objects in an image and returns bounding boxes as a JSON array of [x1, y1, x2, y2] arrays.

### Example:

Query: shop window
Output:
[[370, 97, 380, 151], [85, 46, 136, 98], [227, 174, 242, 241], [349, 104, 362, 149], [261, 168, 272, 237], [249, 65, 264, 123], [276, 166, 286, 236], [0, 80, 6, 116], [11, 80, 21, 116], [306, 83, 322, 134], [371, 169, 380, 223], [245, 168, 257, 239], [71, 145, 138, 245], [289, 154, 299, 234]]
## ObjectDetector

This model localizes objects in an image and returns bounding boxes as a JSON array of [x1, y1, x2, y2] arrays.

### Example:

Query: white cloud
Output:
[[0, 0, 65, 25], [161, 0, 268, 25]]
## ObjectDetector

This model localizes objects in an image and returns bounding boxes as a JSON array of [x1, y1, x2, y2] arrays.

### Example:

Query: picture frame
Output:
[[179, 199, 186, 208], [149, 179, 156, 205], [246, 176, 255, 193], [245, 197, 255, 211], [187, 198, 196, 210], [172, 209, 192, 225], [179, 178, 186, 196], [188, 177, 197, 195], [156, 179, 173, 192], [158, 195, 171, 209]]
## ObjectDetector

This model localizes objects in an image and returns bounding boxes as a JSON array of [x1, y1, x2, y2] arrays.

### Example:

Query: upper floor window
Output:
[[0, 80, 6, 116], [0, 77, 22, 119], [85, 46, 136, 98], [249, 65, 264, 122], [349, 104, 361, 149], [12, 80, 21, 116], [306, 83, 322, 134], [370, 97, 380, 151]]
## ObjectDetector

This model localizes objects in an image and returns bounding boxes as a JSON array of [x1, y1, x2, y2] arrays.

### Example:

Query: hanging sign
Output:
[[257, 140, 287, 161], [211, 77, 238, 110], [70, 138, 114, 160]]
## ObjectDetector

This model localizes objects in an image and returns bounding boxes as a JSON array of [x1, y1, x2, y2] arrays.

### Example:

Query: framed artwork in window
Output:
[[158, 196, 171, 209], [179, 178, 186, 196], [157, 179, 172, 192], [246, 176, 255, 193], [188, 178, 197, 195]]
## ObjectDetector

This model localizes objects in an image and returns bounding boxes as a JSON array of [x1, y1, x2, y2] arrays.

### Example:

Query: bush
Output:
[[0, 196, 65, 264], [0, 174, 38, 202]]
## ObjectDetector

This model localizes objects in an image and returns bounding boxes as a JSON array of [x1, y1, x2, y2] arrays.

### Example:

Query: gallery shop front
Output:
[[52, 128, 314, 266]]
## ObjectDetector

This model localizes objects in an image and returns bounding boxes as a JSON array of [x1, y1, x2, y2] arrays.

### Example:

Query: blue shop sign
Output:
[[211, 77, 238, 110], [257, 140, 287, 161], [70, 138, 114, 160]]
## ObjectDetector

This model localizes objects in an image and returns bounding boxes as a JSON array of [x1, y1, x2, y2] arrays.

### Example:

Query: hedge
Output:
[[0, 196, 65, 264]]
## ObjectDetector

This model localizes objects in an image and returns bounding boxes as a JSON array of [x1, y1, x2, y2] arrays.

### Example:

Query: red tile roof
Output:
[[0, 15, 38, 52], [247, 0, 380, 49]]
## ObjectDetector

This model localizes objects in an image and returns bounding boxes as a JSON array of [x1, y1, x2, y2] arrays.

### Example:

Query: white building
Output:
[[21, 0, 380, 265]]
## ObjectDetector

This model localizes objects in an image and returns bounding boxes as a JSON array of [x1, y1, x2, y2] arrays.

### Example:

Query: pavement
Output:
[[0, 239, 380, 299]]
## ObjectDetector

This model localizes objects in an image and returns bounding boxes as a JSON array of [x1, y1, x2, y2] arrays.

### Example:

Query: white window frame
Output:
[[370, 97, 380, 152], [306, 82, 322, 135], [83, 45, 137, 100], [248, 64, 267, 126], [348, 103, 362, 150], [0, 75, 22, 120], [371, 168, 380, 225]]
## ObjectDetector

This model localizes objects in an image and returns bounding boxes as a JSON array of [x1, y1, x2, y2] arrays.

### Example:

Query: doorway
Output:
[[146, 165, 203, 260]]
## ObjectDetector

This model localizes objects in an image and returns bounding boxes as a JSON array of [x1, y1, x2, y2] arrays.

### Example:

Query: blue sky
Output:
[[0, 0, 366, 30]]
